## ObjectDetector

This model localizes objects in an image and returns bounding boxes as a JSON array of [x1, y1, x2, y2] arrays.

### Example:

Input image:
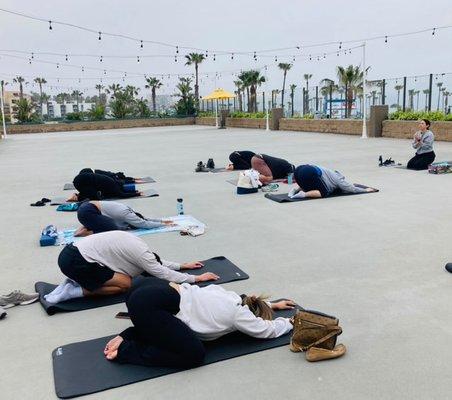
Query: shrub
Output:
[[197, 111, 215, 117], [389, 110, 451, 121], [65, 112, 84, 121], [230, 111, 266, 118], [88, 104, 106, 120]]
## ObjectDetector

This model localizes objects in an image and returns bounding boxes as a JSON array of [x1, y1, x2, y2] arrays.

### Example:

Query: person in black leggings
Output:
[[251, 154, 294, 184], [79, 168, 137, 185], [67, 172, 142, 202], [226, 151, 256, 170], [105, 278, 205, 368]]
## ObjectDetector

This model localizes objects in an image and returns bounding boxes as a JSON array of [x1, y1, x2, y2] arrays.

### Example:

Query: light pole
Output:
[[0, 79, 7, 139], [361, 43, 368, 139]]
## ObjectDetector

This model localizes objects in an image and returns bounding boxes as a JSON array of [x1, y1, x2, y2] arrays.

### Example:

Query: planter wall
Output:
[[280, 118, 363, 135], [382, 120, 452, 142]]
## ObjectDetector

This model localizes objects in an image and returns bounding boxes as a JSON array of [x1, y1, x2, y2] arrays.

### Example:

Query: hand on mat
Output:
[[195, 272, 220, 282], [181, 261, 204, 270], [226, 164, 234, 171], [271, 300, 296, 310], [104, 335, 123, 361], [66, 193, 79, 202]]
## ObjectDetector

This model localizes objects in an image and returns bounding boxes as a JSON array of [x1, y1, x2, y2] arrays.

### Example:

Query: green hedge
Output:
[[230, 111, 266, 118], [389, 110, 452, 121]]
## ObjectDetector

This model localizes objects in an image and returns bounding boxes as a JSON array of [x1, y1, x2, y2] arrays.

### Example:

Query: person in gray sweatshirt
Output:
[[75, 201, 175, 237], [289, 164, 376, 199], [407, 119, 435, 170]]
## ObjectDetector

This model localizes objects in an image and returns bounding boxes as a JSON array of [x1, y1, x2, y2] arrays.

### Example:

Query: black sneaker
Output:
[[378, 155, 383, 166], [445, 263, 452, 273], [195, 161, 209, 172], [206, 158, 215, 169]]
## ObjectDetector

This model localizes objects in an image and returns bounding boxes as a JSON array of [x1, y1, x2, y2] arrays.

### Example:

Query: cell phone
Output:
[[115, 312, 130, 319]]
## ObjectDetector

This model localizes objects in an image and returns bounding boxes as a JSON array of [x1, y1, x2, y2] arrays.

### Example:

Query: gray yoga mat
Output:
[[265, 184, 379, 203], [52, 303, 297, 399], [209, 167, 228, 173], [63, 177, 156, 190], [35, 256, 249, 315], [50, 189, 159, 206]]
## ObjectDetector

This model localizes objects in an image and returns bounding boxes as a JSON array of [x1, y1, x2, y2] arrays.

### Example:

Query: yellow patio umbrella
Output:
[[201, 88, 235, 128]]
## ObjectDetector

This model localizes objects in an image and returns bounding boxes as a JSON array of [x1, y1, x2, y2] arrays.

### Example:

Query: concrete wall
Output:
[[226, 118, 268, 129], [280, 118, 363, 135], [6, 117, 195, 134], [382, 120, 452, 142]]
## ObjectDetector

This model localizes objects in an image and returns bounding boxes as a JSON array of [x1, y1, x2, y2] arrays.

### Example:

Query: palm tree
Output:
[[408, 89, 415, 110], [303, 74, 313, 114], [336, 66, 363, 117], [278, 63, 292, 109], [55, 92, 70, 105], [443, 90, 450, 113], [95, 84, 104, 104], [33, 77, 47, 120], [423, 89, 430, 110], [185, 53, 206, 108], [436, 82, 443, 110], [320, 79, 337, 115], [71, 90, 83, 108], [414, 90, 420, 110], [394, 85, 404, 109], [13, 76, 26, 99], [234, 80, 244, 112], [145, 77, 163, 112], [289, 84, 297, 117], [237, 70, 265, 112]]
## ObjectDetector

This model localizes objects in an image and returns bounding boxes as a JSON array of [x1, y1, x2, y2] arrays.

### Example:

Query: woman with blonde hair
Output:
[[104, 278, 295, 368]]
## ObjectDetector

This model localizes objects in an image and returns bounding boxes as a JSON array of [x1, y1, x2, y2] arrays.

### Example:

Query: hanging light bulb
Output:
[[213, 54, 216, 61], [253, 51, 257, 61], [65, 54, 68, 61], [100, 56, 103, 62], [174, 55, 177, 62], [323, 53, 326, 59], [82, 66, 84, 72], [137, 56, 140, 63], [78, 78, 81, 83], [205, 50, 208, 58], [292, 56, 295, 62], [339, 42, 342, 50], [274, 56, 278, 62], [29, 59, 32, 65], [337, 51, 339, 57], [432, 28, 436, 35], [309, 55, 312, 61], [125, 72, 127, 77], [31, 52, 34, 59], [57, 63, 60, 69], [385, 36, 388, 43], [176, 46, 179, 54], [98, 31, 102, 40], [104, 70, 106, 75], [140, 40, 143, 48], [49, 20, 53, 30], [231, 53, 234, 60]]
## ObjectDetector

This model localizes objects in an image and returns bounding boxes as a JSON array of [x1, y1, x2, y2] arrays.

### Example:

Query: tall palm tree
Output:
[[234, 80, 244, 112], [145, 77, 163, 112], [408, 89, 415, 110], [185, 53, 205, 108], [422, 89, 430, 110], [289, 84, 297, 117], [95, 84, 105, 103], [278, 63, 292, 109], [320, 79, 337, 114], [336, 66, 363, 117], [71, 90, 83, 107], [303, 74, 313, 114], [436, 82, 443, 110], [33, 77, 47, 120], [13, 76, 26, 99], [394, 85, 404, 109]]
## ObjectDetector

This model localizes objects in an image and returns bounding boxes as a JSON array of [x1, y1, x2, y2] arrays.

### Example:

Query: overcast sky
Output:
[[0, 0, 451, 100]]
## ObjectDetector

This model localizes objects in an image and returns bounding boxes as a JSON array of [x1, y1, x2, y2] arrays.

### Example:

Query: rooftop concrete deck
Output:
[[0, 125, 451, 400]]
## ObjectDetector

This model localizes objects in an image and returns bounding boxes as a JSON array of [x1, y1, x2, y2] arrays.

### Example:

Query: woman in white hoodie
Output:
[[104, 278, 295, 368]]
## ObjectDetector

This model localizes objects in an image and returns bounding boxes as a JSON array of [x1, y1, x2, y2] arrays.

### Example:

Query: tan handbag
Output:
[[290, 308, 342, 352]]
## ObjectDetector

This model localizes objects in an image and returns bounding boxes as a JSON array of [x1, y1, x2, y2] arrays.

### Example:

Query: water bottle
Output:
[[287, 172, 293, 185], [177, 198, 184, 215]]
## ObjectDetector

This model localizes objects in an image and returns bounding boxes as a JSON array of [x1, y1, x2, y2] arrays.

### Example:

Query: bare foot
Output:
[[104, 335, 124, 359], [135, 179, 145, 184]]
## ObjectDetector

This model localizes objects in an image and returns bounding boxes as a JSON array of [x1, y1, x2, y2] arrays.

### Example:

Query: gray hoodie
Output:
[[412, 130, 434, 154]]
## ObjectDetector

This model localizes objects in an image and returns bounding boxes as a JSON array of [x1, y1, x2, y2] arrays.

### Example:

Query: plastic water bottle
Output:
[[177, 198, 184, 215]]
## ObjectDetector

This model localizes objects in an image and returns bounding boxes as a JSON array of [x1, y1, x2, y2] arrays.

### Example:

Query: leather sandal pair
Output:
[[305, 344, 347, 362]]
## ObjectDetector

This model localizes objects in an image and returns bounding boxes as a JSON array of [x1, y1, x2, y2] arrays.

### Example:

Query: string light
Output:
[[48, 20, 52, 30], [140, 40, 143, 48], [31, 52, 34, 59], [231, 53, 234, 60], [176, 46, 179, 54], [432, 28, 436, 35], [174, 55, 177, 62], [309, 55, 312, 61], [274, 56, 277, 62], [98, 31, 102, 41], [56, 63, 59, 69], [81, 66, 84, 72], [65, 54, 68, 61], [137, 55, 140, 63], [100, 55, 103, 62], [385, 36, 388, 43], [213, 54, 216, 61]]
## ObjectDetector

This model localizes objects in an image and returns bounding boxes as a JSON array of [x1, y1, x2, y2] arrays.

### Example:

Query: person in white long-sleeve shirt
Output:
[[104, 278, 296, 368], [44, 231, 219, 304], [74, 200, 175, 237]]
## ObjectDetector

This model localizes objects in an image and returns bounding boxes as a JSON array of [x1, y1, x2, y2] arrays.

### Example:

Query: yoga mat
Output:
[[63, 177, 156, 190], [265, 184, 379, 203], [209, 167, 228, 173], [51, 215, 206, 246], [52, 303, 297, 399], [51, 189, 159, 206], [226, 178, 285, 186], [35, 256, 249, 315]]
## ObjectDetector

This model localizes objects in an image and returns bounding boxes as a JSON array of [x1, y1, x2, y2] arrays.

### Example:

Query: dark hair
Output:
[[241, 294, 273, 320], [79, 168, 94, 175], [421, 119, 430, 128]]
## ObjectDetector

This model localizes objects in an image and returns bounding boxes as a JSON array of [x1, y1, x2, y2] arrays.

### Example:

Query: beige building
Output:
[[3, 90, 32, 123]]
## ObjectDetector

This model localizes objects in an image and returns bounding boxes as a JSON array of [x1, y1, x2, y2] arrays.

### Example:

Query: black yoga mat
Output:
[[209, 167, 228, 173], [265, 184, 379, 203], [50, 189, 159, 205], [63, 177, 156, 190], [35, 256, 249, 315], [52, 303, 296, 399]]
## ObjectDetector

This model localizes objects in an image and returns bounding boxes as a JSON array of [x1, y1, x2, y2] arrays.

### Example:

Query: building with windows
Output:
[[41, 101, 95, 119], [3, 90, 32, 123]]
